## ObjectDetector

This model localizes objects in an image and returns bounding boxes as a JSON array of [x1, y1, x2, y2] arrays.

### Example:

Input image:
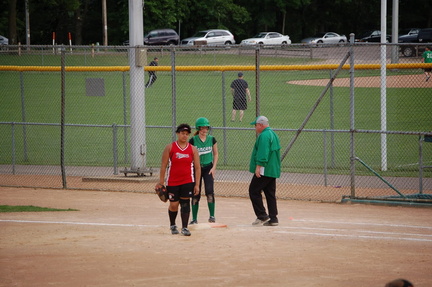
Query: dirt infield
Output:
[[288, 74, 431, 88], [1, 186, 431, 286]]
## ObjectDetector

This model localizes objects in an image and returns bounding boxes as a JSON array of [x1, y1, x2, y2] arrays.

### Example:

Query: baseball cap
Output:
[[250, 116, 269, 125], [238, 72, 243, 77]]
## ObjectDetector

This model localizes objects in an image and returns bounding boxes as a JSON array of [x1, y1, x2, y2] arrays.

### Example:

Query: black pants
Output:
[[248, 175, 278, 221], [192, 164, 215, 205], [145, 73, 157, 88]]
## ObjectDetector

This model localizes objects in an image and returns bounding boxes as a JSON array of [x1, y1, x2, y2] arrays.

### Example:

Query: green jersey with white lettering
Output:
[[190, 135, 217, 166], [423, 50, 432, 63]]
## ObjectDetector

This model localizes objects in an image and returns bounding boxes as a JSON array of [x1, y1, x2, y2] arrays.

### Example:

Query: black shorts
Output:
[[167, 182, 194, 201], [233, 96, 247, 110], [424, 68, 432, 72]]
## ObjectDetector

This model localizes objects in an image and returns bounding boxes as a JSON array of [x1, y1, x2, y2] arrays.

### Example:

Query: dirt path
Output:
[[288, 74, 431, 88], [1, 187, 432, 286]]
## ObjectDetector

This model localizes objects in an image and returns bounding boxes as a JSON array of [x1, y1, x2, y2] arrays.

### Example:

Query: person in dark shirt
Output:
[[230, 72, 251, 122], [145, 57, 158, 88]]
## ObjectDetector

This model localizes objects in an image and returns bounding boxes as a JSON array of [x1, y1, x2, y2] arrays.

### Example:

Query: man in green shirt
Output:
[[423, 46, 432, 82], [249, 116, 281, 226]]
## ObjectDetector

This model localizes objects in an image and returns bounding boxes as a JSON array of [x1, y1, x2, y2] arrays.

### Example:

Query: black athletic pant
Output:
[[145, 72, 157, 88], [192, 164, 214, 205], [248, 175, 278, 221]]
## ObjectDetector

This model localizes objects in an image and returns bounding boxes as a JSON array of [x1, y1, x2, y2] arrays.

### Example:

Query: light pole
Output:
[[102, 0, 108, 46], [25, 0, 30, 47]]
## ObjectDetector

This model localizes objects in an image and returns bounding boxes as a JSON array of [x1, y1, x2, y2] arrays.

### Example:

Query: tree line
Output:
[[2, 0, 431, 46]]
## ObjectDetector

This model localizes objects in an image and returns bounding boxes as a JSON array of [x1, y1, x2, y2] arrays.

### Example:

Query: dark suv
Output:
[[400, 28, 432, 57], [124, 28, 179, 46]]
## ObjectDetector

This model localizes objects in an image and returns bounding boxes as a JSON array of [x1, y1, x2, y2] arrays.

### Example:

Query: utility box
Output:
[[135, 47, 147, 67], [85, 78, 105, 97]]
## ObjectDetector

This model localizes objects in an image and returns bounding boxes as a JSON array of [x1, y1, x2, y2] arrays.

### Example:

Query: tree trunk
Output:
[[75, 7, 83, 45], [8, 0, 17, 44], [281, 10, 286, 35], [74, 0, 89, 45]]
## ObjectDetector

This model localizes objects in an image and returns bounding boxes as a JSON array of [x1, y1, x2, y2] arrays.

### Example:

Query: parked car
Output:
[[301, 32, 347, 44], [181, 29, 235, 46], [356, 30, 391, 42], [398, 28, 420, 44], [399, 28, 420, 38], [0, 35, 9, 45], [123, 28, 179, 46], [240, 32, 291, 45], [400, 28, 432, 57]]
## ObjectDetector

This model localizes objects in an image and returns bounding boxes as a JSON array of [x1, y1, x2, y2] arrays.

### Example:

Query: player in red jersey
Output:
[[156, 124, 201, 236]]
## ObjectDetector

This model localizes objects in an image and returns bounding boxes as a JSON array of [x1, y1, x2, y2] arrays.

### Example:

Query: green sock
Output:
[[192, 204, 198, 220], [208, 202, 215, 217]]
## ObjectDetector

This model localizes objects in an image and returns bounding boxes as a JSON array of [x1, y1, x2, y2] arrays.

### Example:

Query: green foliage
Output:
[[5, 0, 432, 45]]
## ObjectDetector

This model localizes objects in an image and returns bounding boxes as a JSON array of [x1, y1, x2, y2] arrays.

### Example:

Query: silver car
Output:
[[181, 29, 235, 46], [301, 32, 347, 44], [241, 32, 291, 45], [0, 35, 9, 45]]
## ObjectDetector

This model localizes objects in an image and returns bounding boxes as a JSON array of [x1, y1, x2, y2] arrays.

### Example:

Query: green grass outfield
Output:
[[1, 52, 431, 177]]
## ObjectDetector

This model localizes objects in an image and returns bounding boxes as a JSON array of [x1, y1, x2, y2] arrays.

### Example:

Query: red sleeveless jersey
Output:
[[167, 142, 195, 186]]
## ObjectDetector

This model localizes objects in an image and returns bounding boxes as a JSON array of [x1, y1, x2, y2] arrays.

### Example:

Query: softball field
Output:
[[1, 186, 431, 286]]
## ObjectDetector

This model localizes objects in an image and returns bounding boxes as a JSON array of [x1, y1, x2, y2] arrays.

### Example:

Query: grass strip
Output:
[[0, 205, 78, 212]]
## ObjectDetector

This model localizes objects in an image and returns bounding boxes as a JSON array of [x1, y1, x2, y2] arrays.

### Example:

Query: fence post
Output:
[[419, 136, 423, 194], [122, 71, 128, 164], [255, 46, 260, 117], [221, 71, 227, 165], [19, 72, 28, 161], [329, 70, 335, 168], [171, 47, 177, 141], [349, 33, 356, 198], [11, 122, 16, 175], [323, 130, 328, 187], [113, 123, 118, 175], [60, 48, 67, 189]]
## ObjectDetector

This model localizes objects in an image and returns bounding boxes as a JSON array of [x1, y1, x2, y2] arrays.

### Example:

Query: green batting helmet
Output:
[[195, 117, 210, 129]]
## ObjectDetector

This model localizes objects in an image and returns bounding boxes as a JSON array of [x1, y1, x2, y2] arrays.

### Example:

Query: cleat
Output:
[[252, 217, 270, 226], [426, 75, 430, 82], [170, 225, 179, 235], [208, 216, 216, 223], [263, 221, 279, 226], [181, 228, 191, 236], [189, 219, 198, 225]]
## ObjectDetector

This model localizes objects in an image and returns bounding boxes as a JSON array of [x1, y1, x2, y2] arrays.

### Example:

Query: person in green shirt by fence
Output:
[[249, 116, 281, 226], [422, 46, 432, 82]]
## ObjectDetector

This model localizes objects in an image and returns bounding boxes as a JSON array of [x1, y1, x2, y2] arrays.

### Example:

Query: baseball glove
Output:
[[155, 185, 168, 202]]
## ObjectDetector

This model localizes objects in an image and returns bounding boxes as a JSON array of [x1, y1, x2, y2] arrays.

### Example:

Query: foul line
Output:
[[292, 219, 432, 230], [274, 230, 432, 242], [0, 219, 158, 228], [2, 219, 432, 242]]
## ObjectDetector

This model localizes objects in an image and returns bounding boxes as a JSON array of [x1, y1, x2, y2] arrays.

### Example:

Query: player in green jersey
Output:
[[189, 117, 219, 224], [422, 46, 432, 82]]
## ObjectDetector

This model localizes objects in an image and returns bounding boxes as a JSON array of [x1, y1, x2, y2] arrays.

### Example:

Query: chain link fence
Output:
[[1, 43, 431, 203]]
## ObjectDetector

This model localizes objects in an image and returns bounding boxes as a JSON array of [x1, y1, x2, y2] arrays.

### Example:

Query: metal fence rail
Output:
[[1, 43, 431, 202]]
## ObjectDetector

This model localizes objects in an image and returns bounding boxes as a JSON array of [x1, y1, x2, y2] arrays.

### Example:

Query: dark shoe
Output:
[[170, 225, 179, 235], [427, 75, 431, 82], [263, 221, 279, 226], [208, 216, 216, 223], [252, 217, 270, 226], [181, 227, 191, 236], [189, 219, 198, 225]]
